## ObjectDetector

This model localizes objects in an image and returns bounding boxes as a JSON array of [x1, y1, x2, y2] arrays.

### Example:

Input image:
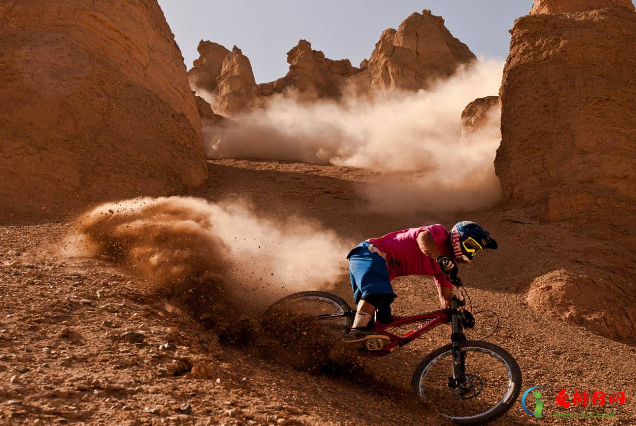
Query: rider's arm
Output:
[[435, 275, 454, 308], [417, 230, 440, 259], [437, 285, 452, 308], [422, 228, 453, 307]]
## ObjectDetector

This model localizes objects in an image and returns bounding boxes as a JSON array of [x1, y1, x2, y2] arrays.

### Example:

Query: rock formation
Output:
[[347, 10, 477, 95], [495, 0, 636, 223], [0, 0, 207, 220], [530, 0, 634, 14], [195, 95, 226, 128], [215, 46, 260, 115], [258, 40, 359, 101], [189, 9, 476, 113], [497, 0, 636, 344], [461, 96, 500, 134], [188, 43, 259, 115], [190, 39, 360, 114], [188, 41, 230, 94]]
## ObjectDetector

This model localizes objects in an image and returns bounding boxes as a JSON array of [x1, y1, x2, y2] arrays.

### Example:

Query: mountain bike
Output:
[[262, 276, 522, 426]]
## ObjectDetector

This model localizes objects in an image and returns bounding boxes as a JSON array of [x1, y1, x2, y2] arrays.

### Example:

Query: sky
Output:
[[158, 0, 534, 84]]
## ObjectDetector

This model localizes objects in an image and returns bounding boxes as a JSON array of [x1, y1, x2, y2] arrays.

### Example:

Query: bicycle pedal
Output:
[[365, 337, 389, 351]]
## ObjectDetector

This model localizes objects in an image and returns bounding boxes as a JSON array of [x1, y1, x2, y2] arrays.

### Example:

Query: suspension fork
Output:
[[450, 296, 466, 381]]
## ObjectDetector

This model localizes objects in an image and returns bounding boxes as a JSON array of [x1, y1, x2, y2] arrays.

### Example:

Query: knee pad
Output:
[[362, 293, 395, 309]]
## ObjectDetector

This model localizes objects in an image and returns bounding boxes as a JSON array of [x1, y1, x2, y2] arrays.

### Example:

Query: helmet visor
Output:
[[462, 237, 483, 257]]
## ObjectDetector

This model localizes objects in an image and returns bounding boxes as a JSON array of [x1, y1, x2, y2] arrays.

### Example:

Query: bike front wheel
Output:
[[411, 340, 522, 425]]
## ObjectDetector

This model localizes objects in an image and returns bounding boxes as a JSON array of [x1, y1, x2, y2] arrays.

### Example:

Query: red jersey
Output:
[[367, 224, 453, 288]]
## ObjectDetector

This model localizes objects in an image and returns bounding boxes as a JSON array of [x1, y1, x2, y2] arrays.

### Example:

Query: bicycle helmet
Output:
[[450, 221, 498, 262]]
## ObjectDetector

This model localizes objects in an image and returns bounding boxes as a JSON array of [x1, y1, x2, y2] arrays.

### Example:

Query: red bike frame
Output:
[[364, 308, 451, 357]]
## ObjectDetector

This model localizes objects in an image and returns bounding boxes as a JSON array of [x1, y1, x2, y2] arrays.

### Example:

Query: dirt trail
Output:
[[1, 159, 635, 425]]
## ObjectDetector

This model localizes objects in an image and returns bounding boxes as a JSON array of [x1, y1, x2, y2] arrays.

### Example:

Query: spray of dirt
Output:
[[71, 196, 351, 314], [203, 60, 504, 213]]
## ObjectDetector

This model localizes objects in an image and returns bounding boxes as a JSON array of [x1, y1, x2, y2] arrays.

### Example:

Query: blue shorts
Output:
[[347, 242, 396, 316]]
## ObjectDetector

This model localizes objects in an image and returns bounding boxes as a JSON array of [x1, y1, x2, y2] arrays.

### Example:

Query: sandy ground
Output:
[[1, 159, 635, 425]]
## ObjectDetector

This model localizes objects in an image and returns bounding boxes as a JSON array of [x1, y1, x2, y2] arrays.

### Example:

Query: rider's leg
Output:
[[352, 300, 376, 329], [364, 294, 395, 324], [346, 299, 388, 343], [346, 242, 395, 343]]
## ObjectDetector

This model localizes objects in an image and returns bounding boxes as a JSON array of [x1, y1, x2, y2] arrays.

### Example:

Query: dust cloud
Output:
[[72, 196, 350, 313], [204, 60, 504, 212]]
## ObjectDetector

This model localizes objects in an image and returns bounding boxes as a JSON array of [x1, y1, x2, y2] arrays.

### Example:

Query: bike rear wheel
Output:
[[262, 291, 353, 335], [411, 340, 521, 425], [261, 291, 354, 371]]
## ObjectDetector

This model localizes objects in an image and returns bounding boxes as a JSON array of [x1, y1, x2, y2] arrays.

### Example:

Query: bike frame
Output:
[[306, 288, 468, 380], [359, 295, 465, 360]]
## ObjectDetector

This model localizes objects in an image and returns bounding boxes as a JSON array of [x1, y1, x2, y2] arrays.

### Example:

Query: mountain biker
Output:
[[345, 221, 497, 343]]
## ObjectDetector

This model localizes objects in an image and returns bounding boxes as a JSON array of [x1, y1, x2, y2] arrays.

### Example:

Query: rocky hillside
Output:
[[3, 159, 636, 424], [0, 0, 207, 221]]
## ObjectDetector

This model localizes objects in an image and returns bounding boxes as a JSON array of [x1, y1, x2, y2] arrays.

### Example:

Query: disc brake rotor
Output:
[[449, 374, 484, 400]]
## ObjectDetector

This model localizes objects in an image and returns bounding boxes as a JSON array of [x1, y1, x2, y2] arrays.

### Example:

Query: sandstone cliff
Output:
[[347, 10, 477, 95], [0, 0, 207, 220], [530, 0, 634, 14], [495, 0, 636, 223], [496, 0, 636, 343]]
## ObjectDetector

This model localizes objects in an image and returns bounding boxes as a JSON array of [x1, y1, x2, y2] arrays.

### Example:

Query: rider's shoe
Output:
[[344, 327, 390, 345]]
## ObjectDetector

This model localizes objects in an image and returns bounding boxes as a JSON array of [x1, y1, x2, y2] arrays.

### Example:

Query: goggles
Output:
[[462, 237, 483, 257]]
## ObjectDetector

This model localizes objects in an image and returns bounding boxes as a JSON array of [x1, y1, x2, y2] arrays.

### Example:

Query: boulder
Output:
[[495, 1, 636, 223], [0, 0, 207, 221], [188, 41, 231, 94], [347, 10, 477, 95], [216, 46, 260, 115], [527, 269, 636, 343]]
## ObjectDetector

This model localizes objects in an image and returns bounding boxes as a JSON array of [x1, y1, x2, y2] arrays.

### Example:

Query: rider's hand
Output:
[[436, 256, 457, 275]]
